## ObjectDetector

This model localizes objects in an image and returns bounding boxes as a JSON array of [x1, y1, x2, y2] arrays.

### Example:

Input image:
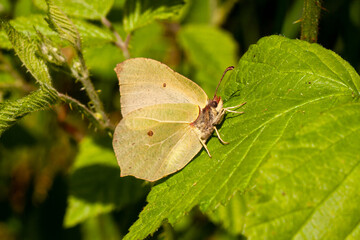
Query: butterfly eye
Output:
[[210, 101, 218, 108]]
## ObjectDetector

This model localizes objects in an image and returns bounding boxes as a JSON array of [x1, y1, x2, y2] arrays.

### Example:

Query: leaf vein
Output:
[[292, 127, 360, 238]]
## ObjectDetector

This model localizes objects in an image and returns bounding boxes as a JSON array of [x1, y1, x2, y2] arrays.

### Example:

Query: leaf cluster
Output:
[[0, 0, 360, 240]]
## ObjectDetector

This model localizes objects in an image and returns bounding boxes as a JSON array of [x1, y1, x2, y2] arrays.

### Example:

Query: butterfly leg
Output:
[[225, 109, 244, 114], [213, 126, 229, 144], [197, 137, 212, 158]]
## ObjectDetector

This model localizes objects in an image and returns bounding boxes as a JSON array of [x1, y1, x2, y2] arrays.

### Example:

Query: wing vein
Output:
[[145, 124, 188, 148], [156, 126, 193, 174], [134, 116, 191, 124]]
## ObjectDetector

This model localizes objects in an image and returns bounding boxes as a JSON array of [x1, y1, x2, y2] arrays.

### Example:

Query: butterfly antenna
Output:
[[213, 66, 235, 99]]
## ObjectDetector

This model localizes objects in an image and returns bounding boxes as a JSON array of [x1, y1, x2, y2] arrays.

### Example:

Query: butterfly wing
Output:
[[115, 58, 208, 117], [112, 103, 203, 181]]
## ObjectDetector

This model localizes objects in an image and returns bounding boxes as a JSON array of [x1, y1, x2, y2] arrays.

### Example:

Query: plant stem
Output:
[[58, 93, 113, 131], [57, 15, 111, 130], [101, 17, 130, 59], [72, 50, 111, 129], [301, 0, 321, 42]]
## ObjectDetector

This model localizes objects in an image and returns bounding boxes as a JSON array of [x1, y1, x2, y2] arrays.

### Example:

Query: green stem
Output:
[[58, 93, 113, 131], [72, 51, 111, 129], [101, 17, 131, 59], [301, 0, 322, 42]]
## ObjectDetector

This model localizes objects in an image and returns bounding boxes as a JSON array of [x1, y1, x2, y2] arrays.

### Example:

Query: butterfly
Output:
[[112, 58, 245, 181]]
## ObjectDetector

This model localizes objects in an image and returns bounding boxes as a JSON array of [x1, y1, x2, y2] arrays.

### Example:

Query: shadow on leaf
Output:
[[69, 164, 149, 207]]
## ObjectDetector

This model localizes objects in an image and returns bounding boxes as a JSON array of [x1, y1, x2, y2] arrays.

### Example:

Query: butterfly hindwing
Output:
[[113, 103, 203, 181]]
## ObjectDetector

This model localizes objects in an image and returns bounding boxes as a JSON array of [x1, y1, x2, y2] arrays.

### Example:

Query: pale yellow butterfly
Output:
[[112, 58, 245, 182]]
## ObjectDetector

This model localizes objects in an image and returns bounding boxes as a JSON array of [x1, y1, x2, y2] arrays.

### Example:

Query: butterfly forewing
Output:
[[115, 58, 208, 117]]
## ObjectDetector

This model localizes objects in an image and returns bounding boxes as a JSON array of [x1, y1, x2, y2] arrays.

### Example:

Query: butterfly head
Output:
[[209, 95, 223, 114], [204, 95, 224, 126]]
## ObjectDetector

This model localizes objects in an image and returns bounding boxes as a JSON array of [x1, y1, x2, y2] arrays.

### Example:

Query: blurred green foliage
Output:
[[0, 0, 359, 239]]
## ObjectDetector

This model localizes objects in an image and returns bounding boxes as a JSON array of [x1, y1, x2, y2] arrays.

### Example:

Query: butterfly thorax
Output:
[[191, 97, 225, 140]]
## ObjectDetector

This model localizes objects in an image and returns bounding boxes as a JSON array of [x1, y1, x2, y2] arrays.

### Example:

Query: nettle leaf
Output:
[[0, 14, 58, 49], [2, 21, 52, 86], [0, 21, 58, 135], [33, 0, 114, 20], [83, 44, 125, 80], [81, 213, 122, 240], [122, 35, 360, 239], [214, 103, 360, 239], [64, 137, 149, 227], [130, 22, 170, 59], [123, 0, 185, 33], [241, 103, 360, 239], [180, 0, 212, 24], [178, 24, 238, 95], [0, 15, 114, 50], [207, 192, 246, 235], [0, 86, 57, 135], [46, 0, 81, 48]]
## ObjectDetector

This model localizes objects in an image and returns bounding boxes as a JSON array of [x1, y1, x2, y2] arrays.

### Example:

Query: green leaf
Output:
[[13, 0, 40, 17], [123, 0, 185, 33], [178, 24, 238, 95], [73, 17, 114, 48], [64, 137, 149, 227], [215, 103, 360, 239], [0, 21, 58, 135], [81, 214, 122, 240], [0, 86, 58, 136], [33, 0, 114, 20], [240, 103, 360, 239], [130, 22, 169, 59], [83, 44, 125, 80], [180, 0, 212, 24], [0, 15, 114, 50], [207, 192, 246, 235], [2, 20, 52, 86], [46, 0, 81, 48], [0, 30, 11, 49], [0, 0, 11, 14], [122, 35, 360, 239], [0, 72, 16, 87]]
